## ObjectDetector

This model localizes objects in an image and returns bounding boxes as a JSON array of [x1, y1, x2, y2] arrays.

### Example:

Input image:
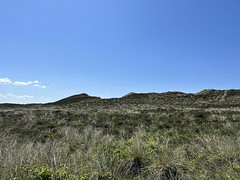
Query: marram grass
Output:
[[0, 124, 240, 179]]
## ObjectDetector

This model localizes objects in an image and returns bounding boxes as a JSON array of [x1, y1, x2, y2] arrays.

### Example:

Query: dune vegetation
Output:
[[0, 90, 240, 179]]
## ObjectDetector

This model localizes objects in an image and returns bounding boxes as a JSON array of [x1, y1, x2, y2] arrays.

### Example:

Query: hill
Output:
[[52, 93, 101, 105]]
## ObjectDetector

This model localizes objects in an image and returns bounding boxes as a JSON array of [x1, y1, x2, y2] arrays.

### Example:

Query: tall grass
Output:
[[0, 123, 240, 179]]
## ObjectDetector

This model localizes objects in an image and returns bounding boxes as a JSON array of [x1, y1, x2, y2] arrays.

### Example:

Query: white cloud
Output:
[[33, 84, 41, 87], [5, 93, 14, 97], [13, 81, 34, 86], [33, 80, 40, 84], [0, 78, 12, 84], [4, 93, 34, 99], [0, 93, 53, 104], [16, 95, 34, 99], [33, 84, 46, 89], [0, 77, 46, 88]]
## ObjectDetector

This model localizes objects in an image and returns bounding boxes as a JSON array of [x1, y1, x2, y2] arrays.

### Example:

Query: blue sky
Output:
[[0, 0, 240, 103]]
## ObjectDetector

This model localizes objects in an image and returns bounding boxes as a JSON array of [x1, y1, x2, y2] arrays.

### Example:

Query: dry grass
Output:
[[0, 123, 239, 179]]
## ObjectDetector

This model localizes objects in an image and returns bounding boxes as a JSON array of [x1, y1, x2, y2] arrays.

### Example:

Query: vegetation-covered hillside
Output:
[[0, 89, 240, 179]]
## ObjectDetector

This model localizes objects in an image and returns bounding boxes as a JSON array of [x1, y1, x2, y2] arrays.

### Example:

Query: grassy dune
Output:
[[0, 90, 240, 179]]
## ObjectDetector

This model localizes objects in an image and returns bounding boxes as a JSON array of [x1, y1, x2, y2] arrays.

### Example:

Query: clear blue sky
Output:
[[0, 0, 240, 103]]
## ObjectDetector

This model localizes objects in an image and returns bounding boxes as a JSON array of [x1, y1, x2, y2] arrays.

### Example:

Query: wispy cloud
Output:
[[13, 81, 34, 86], [0, 78, 12, 84], [0, 78, 46, 88], [33, 84, 46, 89], [0, 93, 34, 100]]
